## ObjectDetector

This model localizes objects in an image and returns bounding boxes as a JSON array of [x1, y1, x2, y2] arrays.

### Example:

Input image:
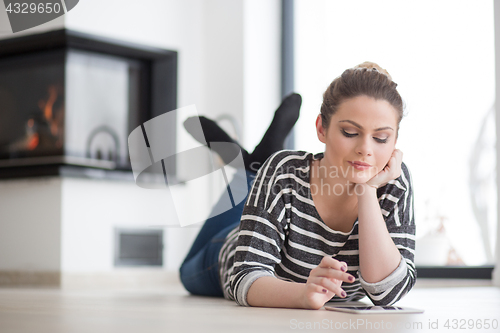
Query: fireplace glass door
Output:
[[0, 48, 144, 170], [0, 50, 65, 163]]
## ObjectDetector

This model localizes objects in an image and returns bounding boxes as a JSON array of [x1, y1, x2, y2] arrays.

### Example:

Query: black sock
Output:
[[249, 93, 302, 169], [183, 116, 250, 169]]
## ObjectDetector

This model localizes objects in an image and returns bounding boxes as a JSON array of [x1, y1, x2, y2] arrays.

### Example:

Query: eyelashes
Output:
[[374, 137, 388, 144], [341, 129, 357, 138], [341, 129, 388, 144], [341, 129, 388, 143]]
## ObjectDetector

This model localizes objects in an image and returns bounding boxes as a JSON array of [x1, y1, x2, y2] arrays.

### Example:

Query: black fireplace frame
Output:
[[0, 29, 177, 180]]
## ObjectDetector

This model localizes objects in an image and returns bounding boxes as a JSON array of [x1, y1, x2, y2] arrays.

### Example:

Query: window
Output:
[[294, 0, 496, 267]]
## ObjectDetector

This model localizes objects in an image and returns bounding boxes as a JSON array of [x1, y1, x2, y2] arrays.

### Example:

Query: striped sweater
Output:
[[218, 150, 416, 307]]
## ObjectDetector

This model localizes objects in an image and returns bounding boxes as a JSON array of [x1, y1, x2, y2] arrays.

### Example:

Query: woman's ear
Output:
[[316, 115, 327, 144]]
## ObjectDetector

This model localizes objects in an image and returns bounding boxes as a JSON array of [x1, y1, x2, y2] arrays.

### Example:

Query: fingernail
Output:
[[340, 265, 347, 272], [341, 291, 346, 298], [348, 275, 355, 282], [322, 289, 327, 293]]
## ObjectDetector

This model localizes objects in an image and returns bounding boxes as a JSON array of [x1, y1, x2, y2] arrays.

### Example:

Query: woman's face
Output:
[[316, 95, 399, 184]]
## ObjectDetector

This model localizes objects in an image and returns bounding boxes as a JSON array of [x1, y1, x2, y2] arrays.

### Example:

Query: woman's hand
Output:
[[301, 256, 355, 310], [365, 149, 403, 189]]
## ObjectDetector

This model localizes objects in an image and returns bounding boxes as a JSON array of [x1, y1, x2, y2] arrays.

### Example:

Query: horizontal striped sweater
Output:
[[218, 150, 416, 307]]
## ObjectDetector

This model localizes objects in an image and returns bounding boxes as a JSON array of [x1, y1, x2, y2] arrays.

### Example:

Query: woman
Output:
[[180, 62, 415, 310]]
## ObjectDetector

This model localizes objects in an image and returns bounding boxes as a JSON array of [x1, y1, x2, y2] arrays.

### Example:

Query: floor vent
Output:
[[114, 228, 163, 266]]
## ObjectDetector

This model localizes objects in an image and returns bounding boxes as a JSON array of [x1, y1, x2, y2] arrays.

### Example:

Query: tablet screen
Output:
[[325, 306, 424, 314]]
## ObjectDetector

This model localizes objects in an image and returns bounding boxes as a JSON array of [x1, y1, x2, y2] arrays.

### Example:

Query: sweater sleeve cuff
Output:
[[235, 270, 275, 306], [358, 255, 407, 295]]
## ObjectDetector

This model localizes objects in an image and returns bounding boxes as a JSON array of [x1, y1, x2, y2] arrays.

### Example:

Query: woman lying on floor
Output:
[[179, 62, 416, 310]]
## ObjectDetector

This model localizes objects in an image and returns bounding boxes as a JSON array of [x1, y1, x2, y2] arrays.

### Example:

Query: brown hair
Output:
[[320, 61, 404, 131]]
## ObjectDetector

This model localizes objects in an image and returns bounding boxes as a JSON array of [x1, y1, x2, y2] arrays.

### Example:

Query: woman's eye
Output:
[[374, 137, 388, 144], [342, 129, 388, 143], [341, 129, 357, 138]]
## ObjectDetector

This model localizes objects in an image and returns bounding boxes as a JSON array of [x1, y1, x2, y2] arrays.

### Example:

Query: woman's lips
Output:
[[348, 161, 372, 171]]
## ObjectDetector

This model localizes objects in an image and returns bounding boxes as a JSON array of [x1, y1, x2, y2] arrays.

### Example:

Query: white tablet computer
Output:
[[325, 305, 424, 314]]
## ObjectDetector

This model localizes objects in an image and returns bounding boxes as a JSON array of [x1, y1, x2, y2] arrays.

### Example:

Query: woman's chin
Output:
[[347, 171, 374, 184], [348, 178, 370, 185]]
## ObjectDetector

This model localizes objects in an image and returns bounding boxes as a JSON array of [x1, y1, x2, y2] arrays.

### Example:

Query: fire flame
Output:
[[27, 133, 39, 150], [26, 84, 63, 151]]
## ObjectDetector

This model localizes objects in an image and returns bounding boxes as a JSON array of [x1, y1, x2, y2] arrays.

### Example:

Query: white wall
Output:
[[202, 0, 244, 124], [0, 178, 62, 271], [60, 177, 182, 272], [243, 0, 281, 151]]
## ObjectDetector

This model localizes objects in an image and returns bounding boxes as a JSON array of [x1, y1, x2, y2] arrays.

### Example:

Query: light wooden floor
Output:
[[0, 277, 499, 333]]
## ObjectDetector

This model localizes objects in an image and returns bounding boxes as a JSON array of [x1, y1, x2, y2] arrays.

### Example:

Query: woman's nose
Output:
[[356, 137, 373, 156]]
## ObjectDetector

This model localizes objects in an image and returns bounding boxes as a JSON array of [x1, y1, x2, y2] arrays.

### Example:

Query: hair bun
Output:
[[353, 61, 392, 81]]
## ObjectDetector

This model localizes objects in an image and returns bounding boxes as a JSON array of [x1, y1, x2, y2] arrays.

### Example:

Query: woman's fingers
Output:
[[390, 149, 402, 166], [311, 278, 346, 298], [312, 257, 355, 283], [312, 267, 355, 284], [366, 149, 403, 188], [388, 149, 403, 178], [305, 256, 356, 299], [318, 256, 345, 271]]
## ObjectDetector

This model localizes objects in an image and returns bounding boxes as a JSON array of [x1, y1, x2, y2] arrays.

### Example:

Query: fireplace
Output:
[[0, 29, 177, 179]]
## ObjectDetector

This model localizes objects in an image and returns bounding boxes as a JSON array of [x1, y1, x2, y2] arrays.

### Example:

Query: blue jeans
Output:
[[179, 170, 255, 297]]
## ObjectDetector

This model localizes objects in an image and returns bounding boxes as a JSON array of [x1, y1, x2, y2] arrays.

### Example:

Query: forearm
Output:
[[356, 184, 401, 283], [246, 276, 306, 309]]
